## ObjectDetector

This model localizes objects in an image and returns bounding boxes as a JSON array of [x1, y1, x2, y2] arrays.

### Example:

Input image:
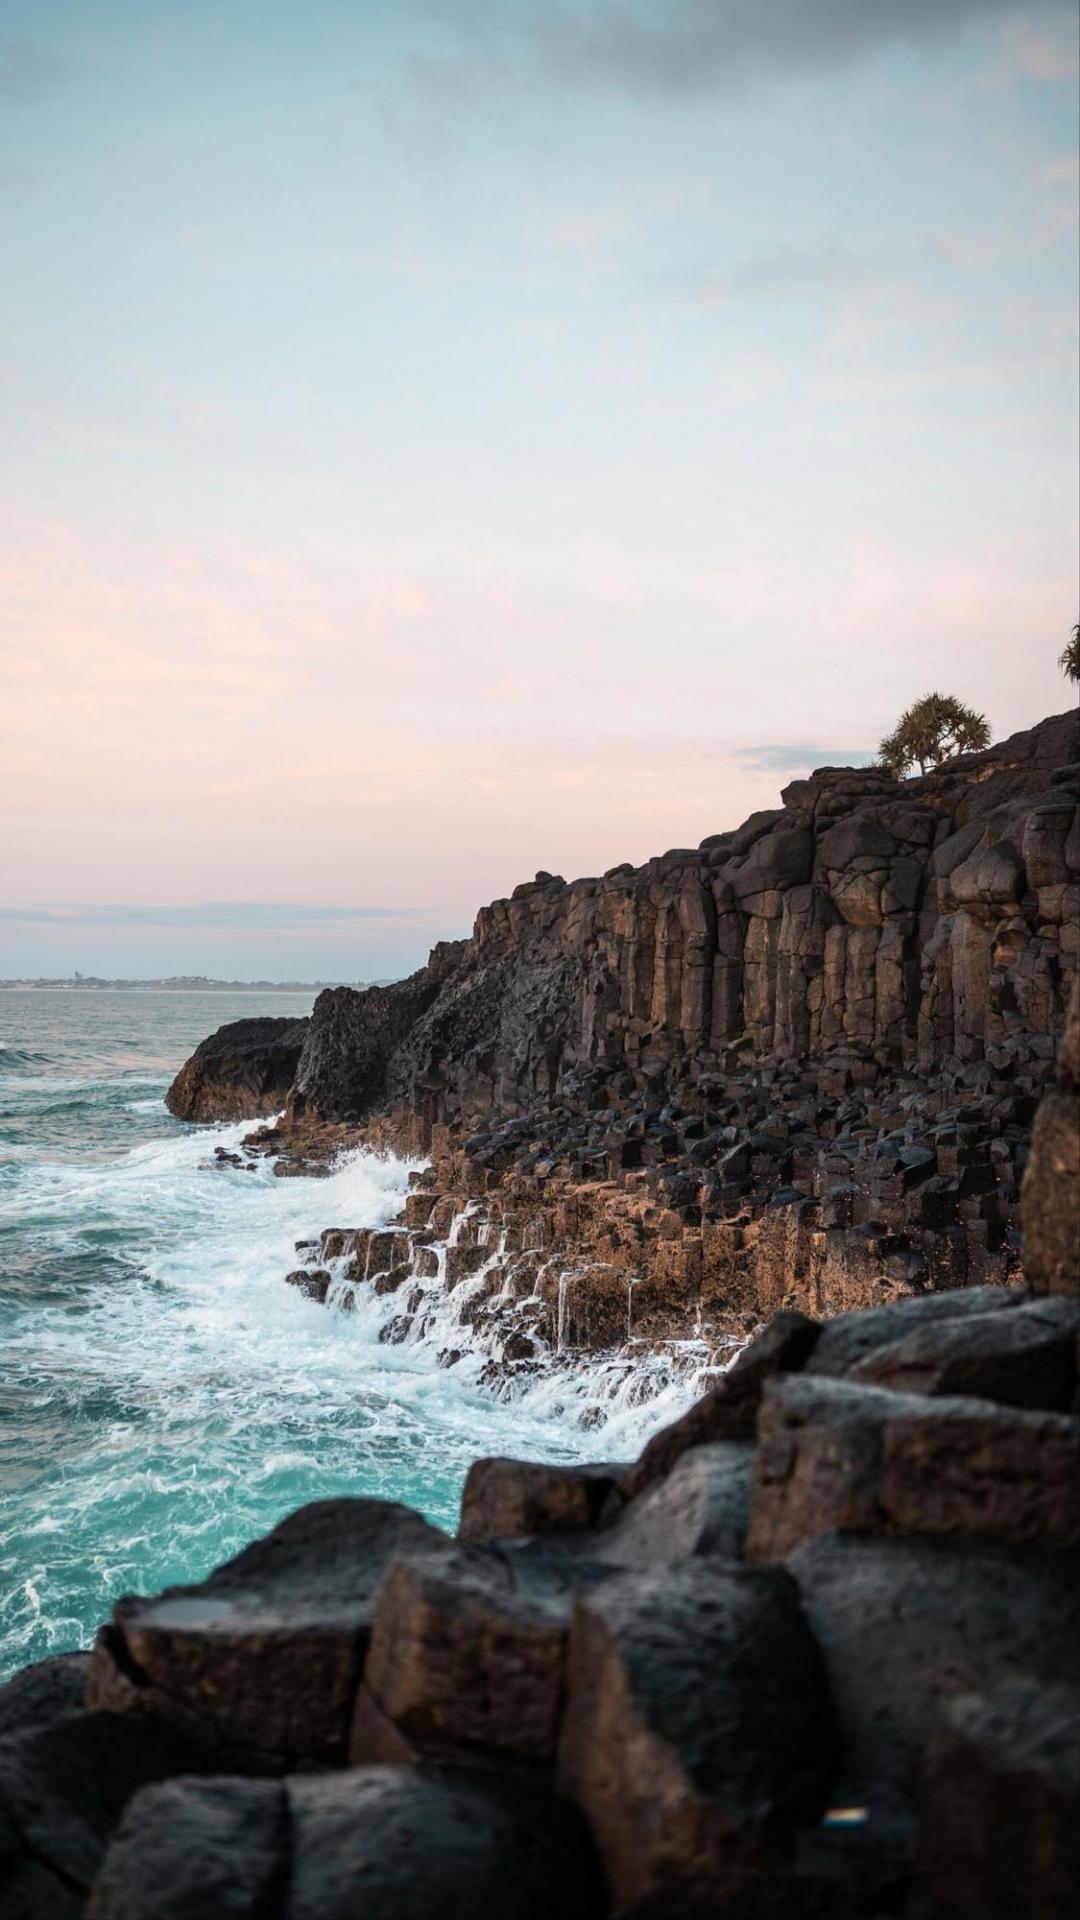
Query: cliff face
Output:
[[289, 710, 1078, 1133]]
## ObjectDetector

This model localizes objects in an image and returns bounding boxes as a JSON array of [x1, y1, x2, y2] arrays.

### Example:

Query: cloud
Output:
[[398, 0, 1072, 107], [728, 743, 878, 774], [1037, 154, 1080, 189], [0, 904, 424, 931], [687, 244, 891, 305]]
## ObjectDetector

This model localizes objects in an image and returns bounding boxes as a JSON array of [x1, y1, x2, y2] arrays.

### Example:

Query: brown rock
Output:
[[457, 1458, 626, 1542], [556, 1561, 837, 1912], [747, 1375, 1080, 1560], [916, 1681, 1080, 1920], [788, 1533, 1080, 1810], [85, 1499, 452, 1765], [847, 1294, 1078, 1411]]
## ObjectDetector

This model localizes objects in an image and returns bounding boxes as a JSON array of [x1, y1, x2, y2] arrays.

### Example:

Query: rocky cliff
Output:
[[283, 708, 1077, 1131], [168, 709, 1079, 1368]]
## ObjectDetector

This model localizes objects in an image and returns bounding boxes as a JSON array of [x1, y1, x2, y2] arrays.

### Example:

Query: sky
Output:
[[1, 0, 1077, 981]]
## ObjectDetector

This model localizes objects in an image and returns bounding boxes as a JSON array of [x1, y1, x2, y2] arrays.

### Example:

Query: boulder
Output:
[[847, 1294, 1078, 1411], [747, 1375, 1079, 1559], [85, 1499, 451, 1765], [0, 1708, 203, 1901], [916, 1681, 1080, 1920], [0, 1654, 89, 1742], [285, 1766, 604, 1920], [806, 1287, 1025, 1380], [457, 1458, 626, 1543], [87, 1776, 287, 1919], [787, 1534, 1080, 1811], [557, 1562, 837, 1912], [602, 1441, 752, 1564], [165, 1017, 308, 1122], [355, 1540, 617, 1767]]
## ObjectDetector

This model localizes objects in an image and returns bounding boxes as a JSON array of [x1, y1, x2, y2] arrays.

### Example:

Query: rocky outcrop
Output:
[[157, 714, 1080, 1417], [284, 709, 1077, 1135], [1021, 978, 1080, 1296], [2, 1280, 1076, 1917], [165, 1015, 309, 1122]]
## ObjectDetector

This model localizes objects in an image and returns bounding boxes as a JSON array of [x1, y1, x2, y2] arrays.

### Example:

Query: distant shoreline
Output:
[[0, 979, 390, 993]]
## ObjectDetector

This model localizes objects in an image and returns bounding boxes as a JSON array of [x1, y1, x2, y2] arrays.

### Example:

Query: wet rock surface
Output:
[[3, 1265, 1076, 1916], [19, 709, 1075, 1914]]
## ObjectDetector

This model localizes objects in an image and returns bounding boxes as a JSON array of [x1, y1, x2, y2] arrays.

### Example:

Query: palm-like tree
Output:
[[879, 692, 991, 779], [1059, 624, 1080, 685]]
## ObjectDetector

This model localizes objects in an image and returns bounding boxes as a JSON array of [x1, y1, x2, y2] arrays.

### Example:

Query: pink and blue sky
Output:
[[1, 0, 1077, 979]]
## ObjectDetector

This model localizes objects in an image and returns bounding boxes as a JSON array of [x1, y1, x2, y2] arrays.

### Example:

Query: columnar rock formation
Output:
[[1, 1273, 1076, 1914], [166, 709, 1079, 1374], [280, 709, 1077, 1131], [4, 716, 1078, 1916]]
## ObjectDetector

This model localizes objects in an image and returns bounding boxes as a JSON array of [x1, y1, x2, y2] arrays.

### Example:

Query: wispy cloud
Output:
[[390, 0, 1072, 111], [687, 244, 891, 305]]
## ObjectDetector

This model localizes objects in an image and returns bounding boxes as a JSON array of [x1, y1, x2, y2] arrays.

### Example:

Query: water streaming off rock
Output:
[[0, 990, 699, 1679]]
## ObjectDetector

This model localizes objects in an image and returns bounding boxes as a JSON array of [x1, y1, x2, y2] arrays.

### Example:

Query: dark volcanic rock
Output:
[[87, 1776, 287, 1919], [917, 1681, 1080, 1920], [556, 1561, 837, 1912], [787, 1533, 1080, 1811], [846, 1293, 1078, 1410], [356, 1540, 618, 1768], [285, 1766, 604, 1920], [85, 1499, 451, 1765], [165, 1017, 309, 1122], [747, 1374, 1080, 1558], [0, 1708, 203, 1900], [603, 1440, 753, 1563], [0, 1654, 89, 1742], [457, 1458, 626, 1543]]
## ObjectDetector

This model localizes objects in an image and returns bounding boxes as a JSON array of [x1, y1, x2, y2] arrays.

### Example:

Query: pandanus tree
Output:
[[1060, 624, 1080, 685], [879, 692, 991, 779]]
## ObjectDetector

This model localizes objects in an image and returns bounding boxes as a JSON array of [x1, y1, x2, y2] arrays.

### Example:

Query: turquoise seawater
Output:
[[0, 991, 687, 1680]]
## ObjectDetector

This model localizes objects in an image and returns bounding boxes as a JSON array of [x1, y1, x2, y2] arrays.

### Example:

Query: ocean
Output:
[[0, 989, 693, 1681]]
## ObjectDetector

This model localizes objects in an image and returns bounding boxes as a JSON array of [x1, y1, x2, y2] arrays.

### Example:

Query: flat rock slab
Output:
[[847, 1295, 1078, 1411], [556, 1560, 836, 1912], [457, 1457, 626, 1542], [917, 1680, 1080, 1920], [787, 1534, 1080, 1812], [86, 1498, 452, 1765], [747, 1374, 1080, 1559], [87, 1777, 287, 1920]]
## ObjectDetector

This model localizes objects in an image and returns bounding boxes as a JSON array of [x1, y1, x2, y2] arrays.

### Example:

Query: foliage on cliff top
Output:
[[1060, 625, 1080, 685], [879, 692, 991, 779]]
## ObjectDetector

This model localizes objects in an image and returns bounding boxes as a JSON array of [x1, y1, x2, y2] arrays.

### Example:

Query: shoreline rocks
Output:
[[3, 1271, 1076, 1917]]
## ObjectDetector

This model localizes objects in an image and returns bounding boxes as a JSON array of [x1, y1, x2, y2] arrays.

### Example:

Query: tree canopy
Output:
[[1060, 625, 1080, 685], [879, 692, 991, 779]]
